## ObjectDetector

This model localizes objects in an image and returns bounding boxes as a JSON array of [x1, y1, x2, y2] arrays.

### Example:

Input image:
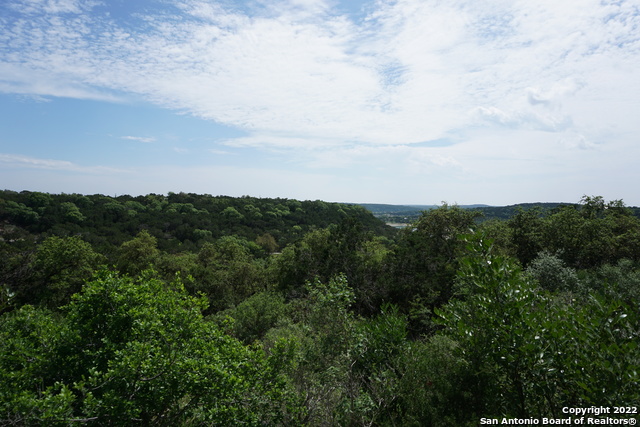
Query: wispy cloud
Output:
[[121, 136, 156, 143], [6, 0, 97, 15], [2, 0, 636, 147], [0, 153, 126, 174], [1, 0, 639, 203]]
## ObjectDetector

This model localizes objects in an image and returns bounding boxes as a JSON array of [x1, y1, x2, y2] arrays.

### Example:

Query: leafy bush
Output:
[[435, 237, 640, 420], [219, 291, 288, 344], [526, 250, 580, 293]]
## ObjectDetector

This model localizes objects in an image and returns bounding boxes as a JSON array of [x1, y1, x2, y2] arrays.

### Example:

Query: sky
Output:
[[1, 0, 639, 206]]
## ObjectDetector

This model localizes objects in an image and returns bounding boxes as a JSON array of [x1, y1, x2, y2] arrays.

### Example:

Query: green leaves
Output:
[[116, 230, 160, 277], [434, 236, 640, 418], [0, 271, 302, 425], [13, 236, 104, 309]]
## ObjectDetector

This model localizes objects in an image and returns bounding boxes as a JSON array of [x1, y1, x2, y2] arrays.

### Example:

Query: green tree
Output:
[[271, 228, 333, 296], [342, 304, 409, 425], [116, 230, 160, 277], [0, 200, 40, 225], [542, 197, 640, 268], [256, 232, 278, 253], [221, 206, 244, 221], [582, 259, 640, 307], [13, 236, 103, 309], [0, 271, 303, 425], [0, 305, 74, 424], [60, 202, 85, 223], [507, 207, 544, 267], [390, 204, 480, 317], [525, 250, 580, 293], [218, 291, 288, 344], [271, 217, 391, 313], [395, 334, 472, 426], [191, 238, 267, 313]]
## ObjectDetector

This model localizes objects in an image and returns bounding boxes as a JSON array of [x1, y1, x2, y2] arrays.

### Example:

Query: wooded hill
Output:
[[358, 201, 640, 224], [0, 190, 394, 254], [1, 191, 639, 425]]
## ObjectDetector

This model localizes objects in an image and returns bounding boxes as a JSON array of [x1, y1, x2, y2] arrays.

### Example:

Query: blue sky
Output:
[[1, 0, 639, 205]]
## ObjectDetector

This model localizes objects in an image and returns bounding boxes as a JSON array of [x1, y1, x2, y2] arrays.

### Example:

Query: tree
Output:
[[116, 230, 160, 277], [540, 197, 640, 269], [12, 236, 104, 309], [525, 250, 580, 293], [60, 202, 85, 223], [390, 204, 480, 316], [221, 206, 244, 221], [0, 200, 40, 225], [0, 271, 303, 425], [256, 232, 278, 253], [0, 305, 74, 424], [508, 207, 544, 267], [190, 238, 267, 313], [218, 291, 288, 345]]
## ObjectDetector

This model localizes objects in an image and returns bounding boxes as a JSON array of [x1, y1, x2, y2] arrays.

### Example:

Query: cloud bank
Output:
[[1, 0, 639, 203]]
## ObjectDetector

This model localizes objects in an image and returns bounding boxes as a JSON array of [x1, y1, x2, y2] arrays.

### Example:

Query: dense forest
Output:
[[1, 190, 639, 425]]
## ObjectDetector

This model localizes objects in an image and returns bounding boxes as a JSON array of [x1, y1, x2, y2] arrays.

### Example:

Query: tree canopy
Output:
[[1, 191, 639, 425]]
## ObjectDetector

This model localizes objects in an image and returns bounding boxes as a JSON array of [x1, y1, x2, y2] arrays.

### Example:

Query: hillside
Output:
[[0, 190, 394, 253]]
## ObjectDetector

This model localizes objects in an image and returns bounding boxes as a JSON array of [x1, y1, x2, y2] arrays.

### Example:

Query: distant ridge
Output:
[[354, 204, 434, 214], [356, 202, 572, 212], [356, 203, 492, 214], [355, 202, 640, 223]]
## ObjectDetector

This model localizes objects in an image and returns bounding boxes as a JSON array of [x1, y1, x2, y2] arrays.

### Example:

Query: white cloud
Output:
[[1, 0, 639, 204], [6, 0, 97, 15], [2, 0, 638, 148], [121, 136, 156, 143], [0, 153, 126, 174]]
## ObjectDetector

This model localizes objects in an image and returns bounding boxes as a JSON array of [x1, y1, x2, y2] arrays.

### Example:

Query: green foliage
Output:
[[304, 274, 356, 361], [116, 230, 160, 277], [221, 206, 244, 221], [271, 217, 392, 316], [341, 304, 409, 425], [154, 251, 198, 283], [0, 306, 74, 424], [390, 204, 480, 319], [256, 232, 278, 253], [60, 202, 85, 223], [508, 207, 544, 267], [190, 237, 268, 313], [541, 197, 640, 268], [0, 199, 40, 224], [395, 335, 473, 426], [12, 236, 104, 309], [0, 190, 391, 256], [263, 276, 411, 425], [0, 271, 302, 425], [525, 250, 580, 293], [219, 291, 288, 344], [192, 228, 212, 241], [261, 275, 358, 425], [582, 259, 640, 306], [271, 228, 333, 296], [2, 191, 640, 425], [435, 236, 640, 420]]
